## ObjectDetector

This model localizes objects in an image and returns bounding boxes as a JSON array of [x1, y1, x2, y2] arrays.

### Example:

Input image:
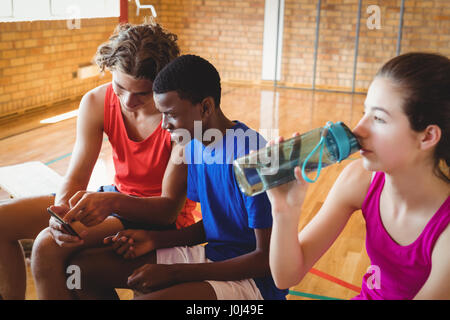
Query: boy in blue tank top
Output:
[[69, 54, 287, 300]]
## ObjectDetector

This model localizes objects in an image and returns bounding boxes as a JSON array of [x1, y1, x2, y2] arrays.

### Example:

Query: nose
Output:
[[161, 114, 171, 131], [352, 116, 368, 141], [122, 92, 139, 108]]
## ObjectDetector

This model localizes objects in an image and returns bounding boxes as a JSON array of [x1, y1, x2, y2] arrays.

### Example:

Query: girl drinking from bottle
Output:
[[267, 52, 450, 300]]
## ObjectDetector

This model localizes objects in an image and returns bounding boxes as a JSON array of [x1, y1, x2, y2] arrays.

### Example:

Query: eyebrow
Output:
[[364, 104, 391, 116]]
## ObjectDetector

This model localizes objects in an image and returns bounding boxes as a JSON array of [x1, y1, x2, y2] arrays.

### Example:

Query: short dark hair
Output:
[[153, 54, 221, 108], [95, 22, 180, 81], [377, 52, 450, 183]]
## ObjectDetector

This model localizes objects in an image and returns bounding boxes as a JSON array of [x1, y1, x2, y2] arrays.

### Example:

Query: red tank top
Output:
[[103, 84, 195, 228]]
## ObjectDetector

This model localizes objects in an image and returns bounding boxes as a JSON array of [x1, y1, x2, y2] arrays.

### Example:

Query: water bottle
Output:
[[233, 121, 360, 196]]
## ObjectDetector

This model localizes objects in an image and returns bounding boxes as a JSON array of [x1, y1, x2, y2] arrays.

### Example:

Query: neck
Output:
[[384, 161, 450, 212], [201, 108, 235, 146]]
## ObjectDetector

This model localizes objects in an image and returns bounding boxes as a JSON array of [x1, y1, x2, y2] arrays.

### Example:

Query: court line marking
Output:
[[288, 290, 342, 300], [45, 152, 72, 165], [309, 268, 361, 293], [44, 137, 109, 166]]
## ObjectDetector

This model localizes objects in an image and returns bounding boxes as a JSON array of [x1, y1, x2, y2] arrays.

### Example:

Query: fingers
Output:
[[104, 232, 136, 259], [48, 224, 84, 247], [49, 205, 69, 216], [63, 201, 86, 223], [113, 238, 134, 256], [103, 235, 114, 245], [268, 136, 285, 146], [127, 265, 147, 288], [293, 166, 303, 182], [65, 206, 103, 228], [68, 190, 86, 208], [49, 216, 63, 230], [293, 166, 309, 186], [65, 191, 94, 223], [104, 231, 124, 244], [103, 230, 134, 243], [49, 216, 88, 247], [267, 131, 299, 146]]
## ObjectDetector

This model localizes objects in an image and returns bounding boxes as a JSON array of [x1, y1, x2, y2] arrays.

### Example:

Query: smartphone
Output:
[[47, 208, 80, 237]]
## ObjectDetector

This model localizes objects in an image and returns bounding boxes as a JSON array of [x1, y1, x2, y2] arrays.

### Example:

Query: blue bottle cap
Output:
[[327, 121, 351, 162]]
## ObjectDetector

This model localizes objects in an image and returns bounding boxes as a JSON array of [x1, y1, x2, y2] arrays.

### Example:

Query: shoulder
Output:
[[432, 223, 450, 262], [328, 158, 373, 211], [414, 223, 450, 299], [80, 82, 110, 109], [338, 158, 372, 186], [77, 83, 111, 130]]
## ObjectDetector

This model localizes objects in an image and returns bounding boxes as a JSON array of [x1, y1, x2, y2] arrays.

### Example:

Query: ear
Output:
[[419, 124, 441, 151], [200, 97, 215, 120]]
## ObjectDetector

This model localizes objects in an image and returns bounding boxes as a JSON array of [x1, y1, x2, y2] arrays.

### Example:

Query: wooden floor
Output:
[[0, 83, 370, 300]]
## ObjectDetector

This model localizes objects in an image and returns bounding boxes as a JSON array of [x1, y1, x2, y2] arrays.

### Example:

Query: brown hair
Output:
[[376, 52, 450, 183], [94, 21, 180, 81]]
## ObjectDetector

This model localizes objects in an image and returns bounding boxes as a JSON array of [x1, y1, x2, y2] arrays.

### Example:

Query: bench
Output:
[[0, 161, 63, 199]]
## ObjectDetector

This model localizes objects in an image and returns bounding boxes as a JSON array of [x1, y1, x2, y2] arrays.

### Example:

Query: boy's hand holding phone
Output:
[[47, 205, 87, 248]]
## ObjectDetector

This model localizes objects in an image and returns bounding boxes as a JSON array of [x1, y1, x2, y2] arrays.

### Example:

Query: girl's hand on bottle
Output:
[[266, 134, 309, 216]]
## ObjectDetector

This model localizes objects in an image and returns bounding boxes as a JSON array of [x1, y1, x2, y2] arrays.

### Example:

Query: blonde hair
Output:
[[94, 22, 180, 81]]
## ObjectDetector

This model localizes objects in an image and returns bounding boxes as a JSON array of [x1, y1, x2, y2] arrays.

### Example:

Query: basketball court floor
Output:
[[0, 83, 370, 300]]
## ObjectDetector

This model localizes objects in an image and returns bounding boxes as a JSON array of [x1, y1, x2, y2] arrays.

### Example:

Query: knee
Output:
[[0, 195, 53, 241], [68, 249, 99, 285], [0, 201, 15, 239], [30, 228, 60, 278]]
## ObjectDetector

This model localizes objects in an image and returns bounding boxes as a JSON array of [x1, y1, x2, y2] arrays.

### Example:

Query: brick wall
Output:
[[0, 0, 448, 117], [281, 0, 449, 91], [0, 18, 117, 117], [131, 0, 449, 92], [129, 0, 266, 84]]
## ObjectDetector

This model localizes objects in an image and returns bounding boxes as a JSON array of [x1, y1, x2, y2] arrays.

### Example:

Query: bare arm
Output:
[[126, 227, 272, 292], [171, 228, 271, 281], [414, 225, 450, 299], [112, 143, 188, 225], [63, 142, 188, 227], [47, 84, 107, 245], [54, 84, 106, 208], [104, 219, 207, 258], [268, 160, 371, 289]]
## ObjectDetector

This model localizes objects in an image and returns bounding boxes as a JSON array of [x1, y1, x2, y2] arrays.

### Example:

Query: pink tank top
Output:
[[353, 172, 449, 300]]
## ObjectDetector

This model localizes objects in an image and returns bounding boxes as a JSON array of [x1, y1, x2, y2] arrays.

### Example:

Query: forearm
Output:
[[170, 248, 270, 283], [270, 214, 306, 289], [54, 178, 87, 208], [112, 193, 185, 226], [155, 220, 206, 249]]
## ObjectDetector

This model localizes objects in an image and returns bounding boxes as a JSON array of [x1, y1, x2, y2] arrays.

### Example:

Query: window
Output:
[[0, 0, 120, 22]]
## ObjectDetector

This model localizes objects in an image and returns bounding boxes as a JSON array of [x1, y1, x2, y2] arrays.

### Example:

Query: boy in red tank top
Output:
[[0, 22, 195, 300]]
